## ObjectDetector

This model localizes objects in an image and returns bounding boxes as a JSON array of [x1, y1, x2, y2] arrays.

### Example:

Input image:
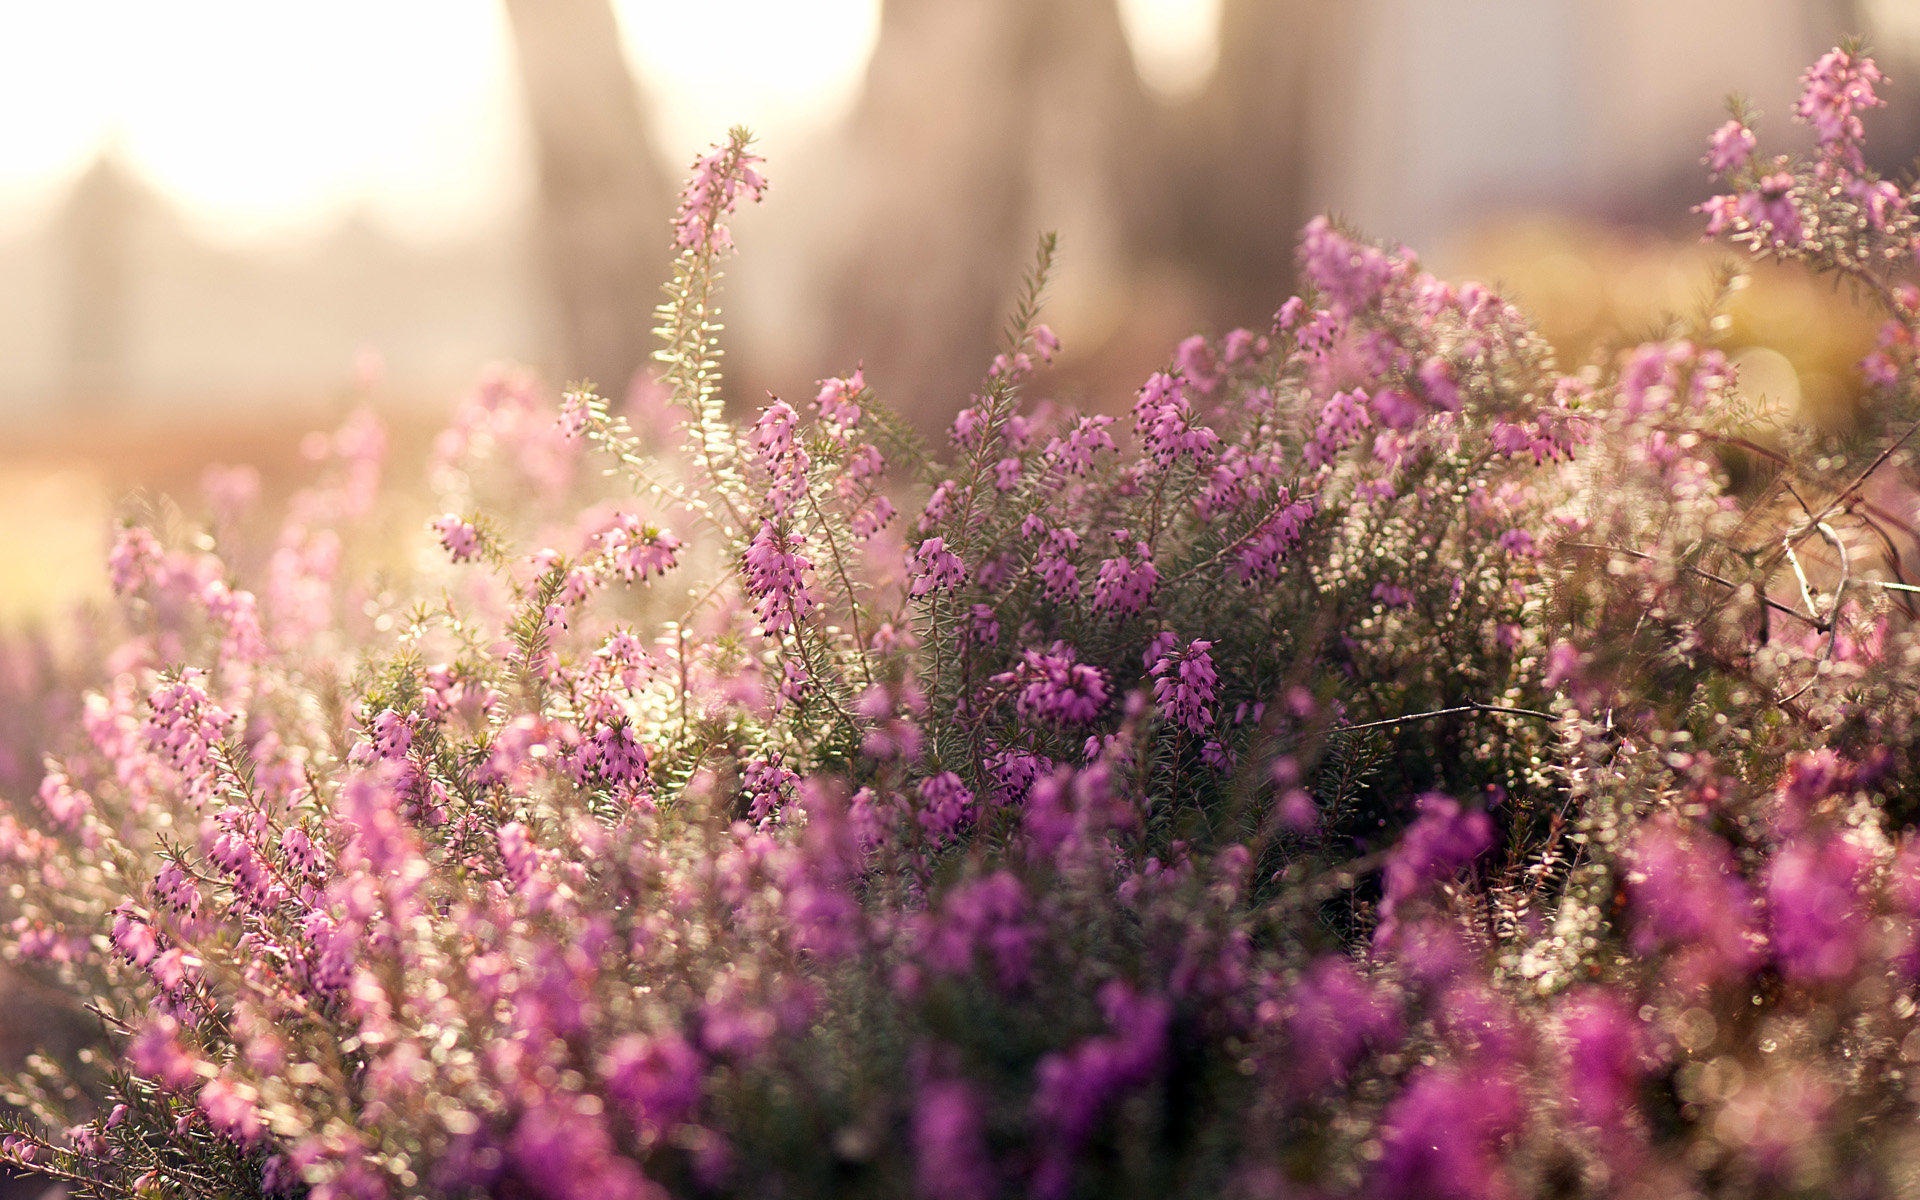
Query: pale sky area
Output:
[[0, 0, 1220, 244]]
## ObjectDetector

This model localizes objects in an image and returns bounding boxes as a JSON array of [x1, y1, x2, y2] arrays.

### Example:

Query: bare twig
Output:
[[1561, 541, 1818, 627], [1338, 701, 1559, 734]]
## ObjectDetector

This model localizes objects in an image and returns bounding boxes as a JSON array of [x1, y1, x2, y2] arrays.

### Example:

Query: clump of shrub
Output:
[[5, 43, 1920, 1200]]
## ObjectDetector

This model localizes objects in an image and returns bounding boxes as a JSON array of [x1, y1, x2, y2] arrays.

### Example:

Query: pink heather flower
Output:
[[1852, 175, 1907, 230], [507, 1101, 655, 1200], [1231, 497, 1315, 585], [1372, 581, 1414, 609], [1489, 417, 1577, 464], [1864, 348, 1900, 387], [1091, 541, 1158, 617], [967, 603, 1000, 645], [151, 862, 202, 915], [1497, 528, 1537, 557], [35, 769, 89, 832], [949, 405, 987, 450], [496, 820, 539, 891], [1032, 323, 1062, 364], [845, 442, 886, 483], [852, 495, 896, 539], [1706, 119, 1756, 174], [743, 520, 817, 635], [1766, 832, 1872, 983], [1796, 47, 1884, 150], [1298, 216, 1404, 315], [1556, 990, 1651, 1139], [1150, 639, 1217, 735], [919, 870, 1034, 990], [199, 1076, 264, 1145], [578, 721, 653, 791], [1697, 192, 1741, 236], [743, 755, 800, 822], [1280, 957, 1401, 1096], [918, 478, 961, 532], [432, 514, 482, 563], [1005, 414, 1038, 451], [107, 525, 163, 594], [917, 772, 976, 846], [1030, 983, 1170, 1199], [909, 537, 967, 597], [1033, 527, 1082, 603], [1376, 794, 1493, 941], [127, 1017, 201, 1091], [146, 671, 232, 800], [111, 904, 159, 967], [1623, 819, 1761, 985], [813, 369, 865, 438], [999, 642, 1110, 726], [1368, 386, 1425, 431], [992, 456, 1022, 491], [368, 709, 412, 759], [1133, 373, 1219, 467], [1742, 172, 1804, 245], [1416, 355, 1461, 411], [1374, 1065, 1522, 1200], [1222, 327, 1262, 364], [989, 350, 1034, 379], [673, 133, 768, 253], [751, 397, 799, 459], [984, 746, 1049, 806], [198, 578, 268, 666], [1174, 333, 1221, 394], [913, 1077, 996, 1200], [752, 399, 810, 518], [601, 515, 681, 583], [601, 1031, 704, 1134], [1304, 389, 1370, 469], [1044, 415, 1117, 476]]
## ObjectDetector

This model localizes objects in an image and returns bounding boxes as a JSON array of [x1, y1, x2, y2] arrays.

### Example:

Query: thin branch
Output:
[[1814, 519, 1850, 660], [1338, 701, 1559, 734], [1784, 536, 1821, 621], [1560, 541, 1820, 626]]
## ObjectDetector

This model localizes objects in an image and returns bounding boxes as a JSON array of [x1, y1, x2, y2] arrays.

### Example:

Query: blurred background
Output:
[[1, 0, 1917, 619]]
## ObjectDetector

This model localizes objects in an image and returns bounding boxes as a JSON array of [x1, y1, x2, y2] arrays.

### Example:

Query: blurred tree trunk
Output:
[[1147, 0, 1350, 331], [60, 153, 137, 407], [502, 0, 672, 395], [827, 0, 1156, 429]]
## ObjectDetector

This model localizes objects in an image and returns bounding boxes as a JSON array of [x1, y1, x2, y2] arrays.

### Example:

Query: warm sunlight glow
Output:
[[0, 0, 883, 243], [1116, 0, 1222, 99]]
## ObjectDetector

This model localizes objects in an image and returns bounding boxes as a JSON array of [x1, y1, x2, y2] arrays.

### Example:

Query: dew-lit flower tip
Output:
[[601, 514, 681, 583], [1298, 216, 1406, 315], [107, 524, 164, 594], [813, 369, 865, 435], [1706, 119, 1756, 174], [432, 514, 482, 563], [673, 133, 768, 253], [1795, 47, 1884, 149]]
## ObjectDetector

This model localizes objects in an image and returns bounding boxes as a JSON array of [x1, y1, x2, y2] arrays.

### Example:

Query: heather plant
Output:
[[12, 44, 1920, 1200]]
